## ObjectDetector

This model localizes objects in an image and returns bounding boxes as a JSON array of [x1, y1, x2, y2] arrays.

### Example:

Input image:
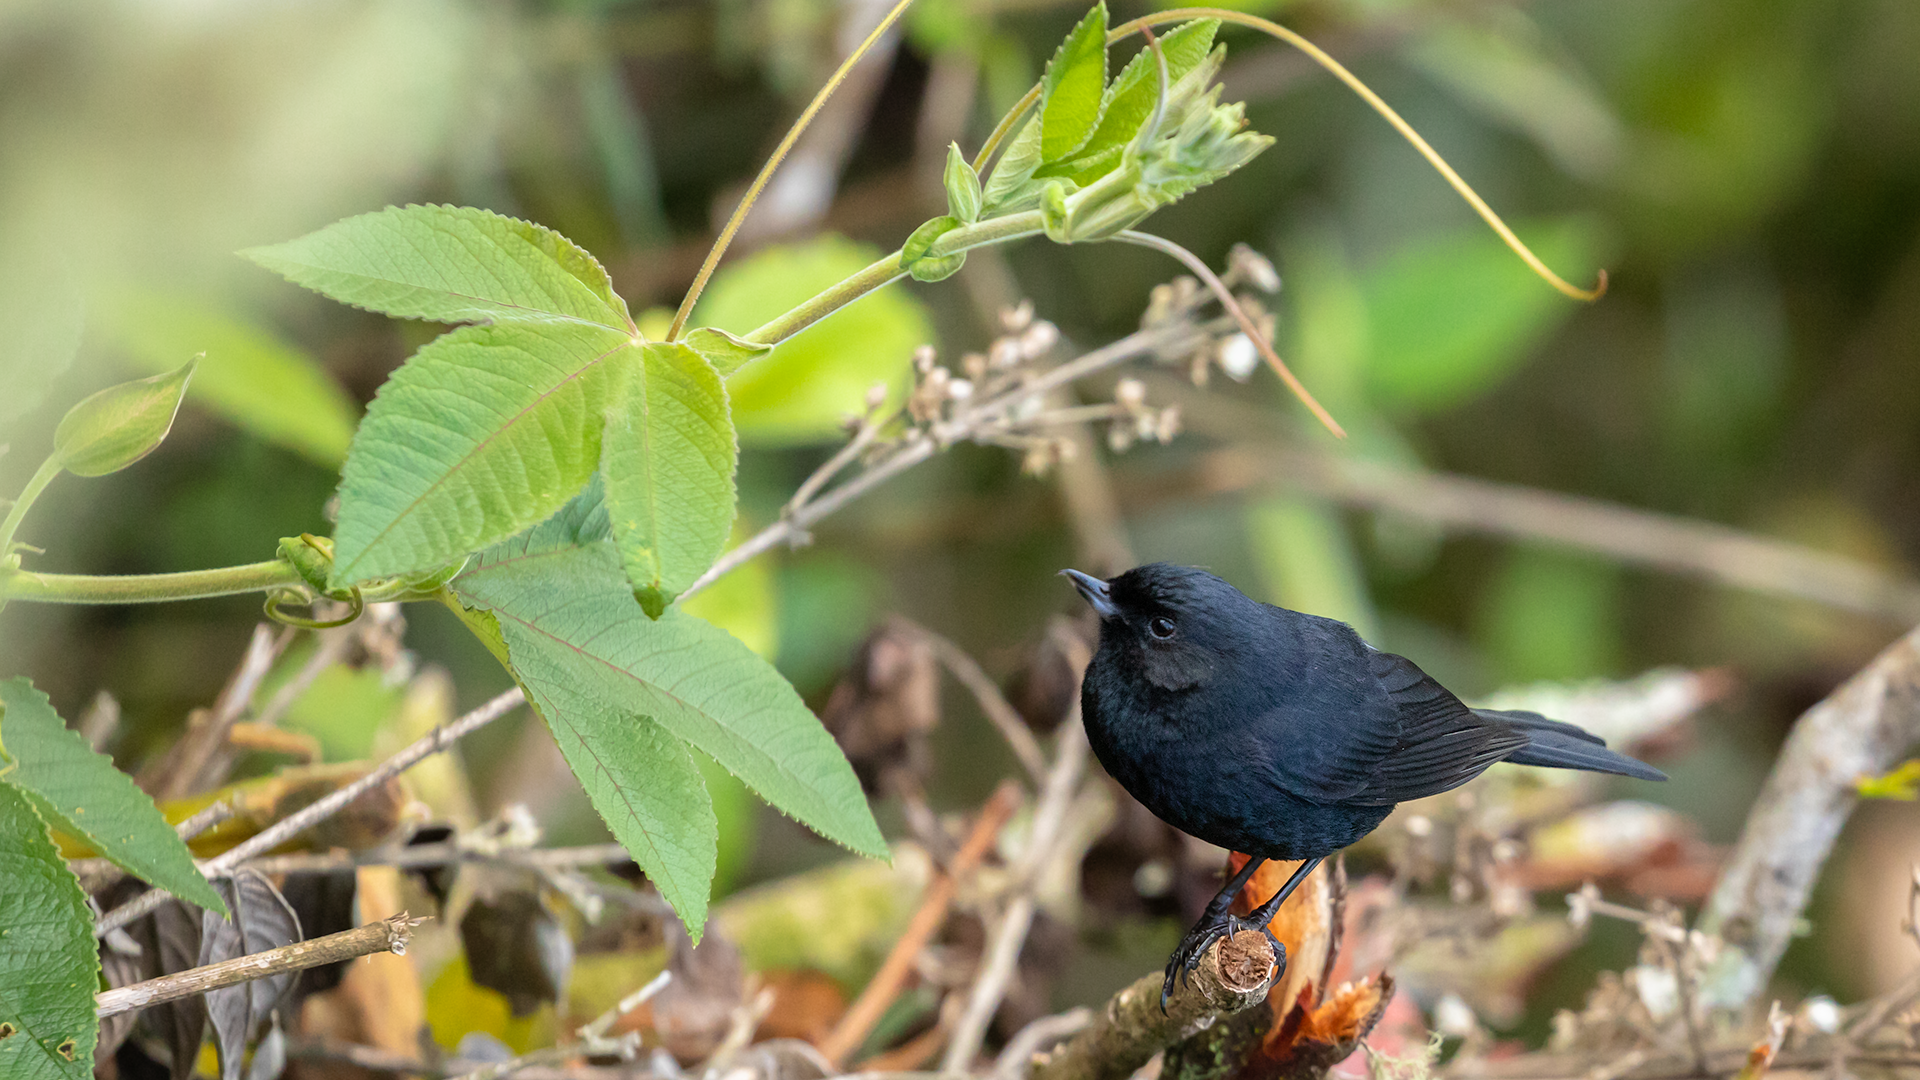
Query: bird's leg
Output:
[[1242, 856, 1324, 932], [1160, 855, 1269, 1011]]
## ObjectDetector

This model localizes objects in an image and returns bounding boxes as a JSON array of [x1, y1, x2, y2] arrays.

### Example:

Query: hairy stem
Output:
[[1, 559, 305, 605], [0, 452, 62, 557], [744, 211, 1044, 346], [666, 0, 922, 341]]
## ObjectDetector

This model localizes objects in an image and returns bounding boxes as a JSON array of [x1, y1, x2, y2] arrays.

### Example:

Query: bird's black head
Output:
[[1061, 563, 1268, 691]]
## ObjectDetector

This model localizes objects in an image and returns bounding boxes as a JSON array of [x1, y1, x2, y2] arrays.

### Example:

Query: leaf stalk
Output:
[[742, 211, 1045, 346], [0, 452, 63, 559]]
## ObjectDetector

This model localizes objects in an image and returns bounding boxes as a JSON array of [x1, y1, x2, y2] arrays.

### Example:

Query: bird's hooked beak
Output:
[[1060, 568, 1120, 620]]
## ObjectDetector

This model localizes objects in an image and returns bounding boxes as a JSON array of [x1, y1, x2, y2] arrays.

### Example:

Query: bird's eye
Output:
[[1148, 616, 1176, 640]]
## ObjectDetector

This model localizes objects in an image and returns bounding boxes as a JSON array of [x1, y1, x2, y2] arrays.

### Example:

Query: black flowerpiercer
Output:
[[1062, 563, 1665, 1008]]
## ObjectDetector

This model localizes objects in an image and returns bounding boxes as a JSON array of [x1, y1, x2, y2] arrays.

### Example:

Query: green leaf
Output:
[[514, 656, 718, 935], [1040, 4, 1109, 162], [329, 321, 633, 588], [51, 357, 196, 478], [0, 679, 226, 915], [0, 784, 97, 1080], [1057, 19, 1220, 180], [1362, 220, 1595, 412], [900, 216, 967, 282], [683, 327, 773, 379], [100, 292, 357, 467], [602, 343, 738, 617], [244, 204, 631, 330], [980, 117, 1050, 216], [692, 237, 933, 445], [452, 542, 886, 861], [943, 143, 982, 223]]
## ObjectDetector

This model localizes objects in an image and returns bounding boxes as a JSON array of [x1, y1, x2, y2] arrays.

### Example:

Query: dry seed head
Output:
[[1188, 349, 1211, 387], [1018, 320, 1059, 360], [1001, 300, 1034, 334], [988, 337, 1022, 370], [1154, 406, 1181, 443], [865, 382, 889, 411], [1217, 333, 1259, 381], [1108, 423, 1134, 454], [1227, 243, 1282, 294], [1142, 282, 1179, 328], [1114, 378, 1147, 410], [913, 344, 937, 375], [947, 378, 974, 401], [962, 352, 988, 381]]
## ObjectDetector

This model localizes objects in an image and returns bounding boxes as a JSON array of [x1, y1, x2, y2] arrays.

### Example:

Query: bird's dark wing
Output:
[[1336, 649, 1528, 806]]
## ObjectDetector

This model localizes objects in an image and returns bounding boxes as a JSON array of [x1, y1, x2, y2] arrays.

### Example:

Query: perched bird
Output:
[[1061, 563, 1665, 1006]]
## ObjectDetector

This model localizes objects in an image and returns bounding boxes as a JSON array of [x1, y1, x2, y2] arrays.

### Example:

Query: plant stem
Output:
[[744, 211, 1044, 346], [1, 560, 304, 605], [0, 453, 63, 557]]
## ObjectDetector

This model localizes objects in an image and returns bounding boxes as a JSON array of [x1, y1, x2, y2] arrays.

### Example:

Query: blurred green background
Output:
[[2, 0, 1917, 1030]]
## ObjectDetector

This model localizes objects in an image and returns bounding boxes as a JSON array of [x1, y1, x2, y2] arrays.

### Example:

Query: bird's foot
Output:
[[1158, 913, 1287, 1012]]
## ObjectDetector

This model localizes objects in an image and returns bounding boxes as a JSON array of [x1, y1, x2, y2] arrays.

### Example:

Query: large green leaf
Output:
[[0, 679, 226, 915], [1040, 4, 1108, 162], [451, 542, 886, 861], [602, 343, 737, 617], [513, 655, 718, 935], [101, 292, 357, 467], [1361, 220, 1595, 412], [328, 321, 632, 587], [244, 204, 631, 330], [691, 237, 932, 445], [0, 784, 96, 1080]]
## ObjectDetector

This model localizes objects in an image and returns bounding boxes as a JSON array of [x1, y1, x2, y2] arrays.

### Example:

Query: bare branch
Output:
[[96, 913, 422, 1020], [904, 621, 1049, 785], [942, 722, 1093, 1071], [821, 780, 1024, 1066], [1192, 442, 1920, 626], [679, 322, 1199, 603], [451, 969, 672, 1080], [95, 687, 526, 936], [1698, 625, 1920, 1008], [1026, 931, 1279, 1080]]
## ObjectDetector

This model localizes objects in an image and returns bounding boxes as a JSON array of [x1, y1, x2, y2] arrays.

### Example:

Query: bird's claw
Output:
[[1158, 913, 1287, 1012]]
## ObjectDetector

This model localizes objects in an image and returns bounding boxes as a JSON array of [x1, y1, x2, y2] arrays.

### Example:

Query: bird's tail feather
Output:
[[1476, 709, 1668, 782]]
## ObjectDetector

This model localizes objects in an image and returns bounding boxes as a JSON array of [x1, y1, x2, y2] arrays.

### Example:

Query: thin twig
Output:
[[940, 722, 1092, 1071], [994, 1009, 1095, 1080], [230, 841, 633, 878], [820, 780, 1025, 1066], [788, 417, 887, 519], [1698, 626, 1920, 1007], [151, 623, 287, 799], [679, 322, 1195, 603], [1112, 230, 1343, 437], [174, 799, 238, 843], [96, 913, 423, 1019], [252, 622, 357, 729], [1187, 441, 1920, 625], [286, 1041, 643, 1080], [907, 622, 1048, 785], [95, 687, 526, 936], [452, 969, 672, 1080], [1027, 931, 1278, 1080]]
